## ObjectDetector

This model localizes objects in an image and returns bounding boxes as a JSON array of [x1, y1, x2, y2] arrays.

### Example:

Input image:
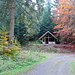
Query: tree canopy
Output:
[[0, 0, 74, 44], [54, 0, 75, 42]]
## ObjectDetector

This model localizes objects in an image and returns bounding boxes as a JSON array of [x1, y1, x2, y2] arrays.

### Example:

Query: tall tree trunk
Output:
[[9, 0, 16, 45]]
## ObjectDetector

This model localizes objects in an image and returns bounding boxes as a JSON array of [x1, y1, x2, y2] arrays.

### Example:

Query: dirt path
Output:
[[21, 53, 75, 75]]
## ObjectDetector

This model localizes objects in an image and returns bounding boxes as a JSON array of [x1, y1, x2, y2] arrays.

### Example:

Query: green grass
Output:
[[70, 60, 75, 75], [0, 51, 46, 75]]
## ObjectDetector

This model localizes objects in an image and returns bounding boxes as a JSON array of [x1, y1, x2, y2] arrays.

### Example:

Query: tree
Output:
[[0, 0, 42, 44], [9, 0, 16, 45], [38, 0, 55, 37], [36, 0, 45, 14], [54, 0, 75, 42], [0, 0, 56, 44], [0, 0, 10, 28]]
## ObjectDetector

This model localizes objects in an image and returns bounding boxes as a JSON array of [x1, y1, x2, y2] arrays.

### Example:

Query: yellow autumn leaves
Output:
[[0, 26, 20, 59]]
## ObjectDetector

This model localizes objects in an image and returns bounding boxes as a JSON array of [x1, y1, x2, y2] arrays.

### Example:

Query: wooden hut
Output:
[[39, 31, 57, 44]]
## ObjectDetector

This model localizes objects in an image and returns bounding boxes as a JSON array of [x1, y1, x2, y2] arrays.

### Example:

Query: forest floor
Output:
[[21, 43, 75, 75], [54, 41, 75, 53], [24, 42, 75, 53], [21, 53, 75, 75], [0, 42, 75, 75]]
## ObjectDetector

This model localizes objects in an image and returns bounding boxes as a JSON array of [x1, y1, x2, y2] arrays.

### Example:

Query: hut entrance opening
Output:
[[42, 33, 55, 44], [46, 38, 48, 44]]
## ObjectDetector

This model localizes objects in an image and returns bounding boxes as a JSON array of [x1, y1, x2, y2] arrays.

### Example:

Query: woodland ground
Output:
[[24, 42, 75, 53], [21, 53, 75, 75], [0, 50, 46, 75], [21, 43, 75, 75], [54, 42, 75, 53], [0, 43, 75, 75]]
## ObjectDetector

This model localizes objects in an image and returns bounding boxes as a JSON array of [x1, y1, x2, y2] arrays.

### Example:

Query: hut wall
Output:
[[48, 42, 55, 44]]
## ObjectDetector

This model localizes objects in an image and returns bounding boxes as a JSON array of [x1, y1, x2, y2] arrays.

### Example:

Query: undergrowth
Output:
[[24, 44, 70, 53], [0, 50, 46, 75]]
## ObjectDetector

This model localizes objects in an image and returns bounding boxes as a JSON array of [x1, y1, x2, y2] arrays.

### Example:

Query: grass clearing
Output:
[[0, 50, 46, 75], [69, 60, 75, 75]]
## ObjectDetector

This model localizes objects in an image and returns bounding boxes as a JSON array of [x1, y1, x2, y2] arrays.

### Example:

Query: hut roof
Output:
[[39, 31, 57, 39]]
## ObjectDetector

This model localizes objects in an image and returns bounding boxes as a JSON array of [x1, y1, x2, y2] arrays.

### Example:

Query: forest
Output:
[[0, 0, 75, 45], [0, 0, 75, 75]]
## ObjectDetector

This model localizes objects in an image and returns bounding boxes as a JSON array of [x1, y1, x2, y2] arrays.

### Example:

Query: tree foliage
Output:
[[54, 0, 75, 42], [38, 0, 56, 37], [0, 0, 43, 44], [0, 0, 56, 45]]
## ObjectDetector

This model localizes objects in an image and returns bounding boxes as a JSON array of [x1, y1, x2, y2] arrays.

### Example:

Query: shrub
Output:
[[0, 26, 20, 59], [0, 46, 20, 59]]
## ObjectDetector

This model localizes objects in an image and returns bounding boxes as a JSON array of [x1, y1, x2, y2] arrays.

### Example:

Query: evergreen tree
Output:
[[38, 0, 55, 37]]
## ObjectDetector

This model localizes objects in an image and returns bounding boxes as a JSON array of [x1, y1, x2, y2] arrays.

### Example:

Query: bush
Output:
[[0, 46, 20, 59], [37, 40, 42, 43], [0, 26, 21, 59]]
